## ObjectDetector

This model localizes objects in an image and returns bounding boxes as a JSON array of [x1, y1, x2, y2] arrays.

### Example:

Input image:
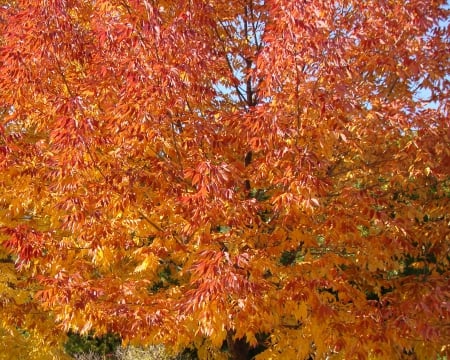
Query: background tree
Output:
[[0, 0, 449, 359]]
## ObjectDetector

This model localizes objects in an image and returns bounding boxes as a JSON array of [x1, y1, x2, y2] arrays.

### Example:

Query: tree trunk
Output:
[[227, 332, 251, 360]]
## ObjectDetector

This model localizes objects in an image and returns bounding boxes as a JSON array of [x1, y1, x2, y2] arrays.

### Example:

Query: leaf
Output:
[[134, 253, 159, 274]]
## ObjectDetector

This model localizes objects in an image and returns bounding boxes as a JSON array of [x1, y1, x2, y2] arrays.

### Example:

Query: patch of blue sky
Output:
[[410, 2, 449, 111]]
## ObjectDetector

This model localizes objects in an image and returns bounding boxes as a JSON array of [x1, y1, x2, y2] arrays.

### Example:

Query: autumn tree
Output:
[[0, 0, 449, 359], [0, 226, 69, 359]]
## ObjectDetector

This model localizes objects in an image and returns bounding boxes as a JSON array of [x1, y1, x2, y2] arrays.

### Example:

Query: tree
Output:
[[0, 0, 449, 359], [0, 246, 70, 359]]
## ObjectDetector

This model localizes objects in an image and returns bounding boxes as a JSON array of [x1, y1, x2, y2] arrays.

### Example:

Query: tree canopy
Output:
[[0, 0, 449, 359]]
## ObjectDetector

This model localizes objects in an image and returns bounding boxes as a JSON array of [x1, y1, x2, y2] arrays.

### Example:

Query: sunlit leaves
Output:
[[0, 0, 449, 359]]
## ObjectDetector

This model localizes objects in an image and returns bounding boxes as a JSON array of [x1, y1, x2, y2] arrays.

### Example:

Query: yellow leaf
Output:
[[134, 254, 158, 274]]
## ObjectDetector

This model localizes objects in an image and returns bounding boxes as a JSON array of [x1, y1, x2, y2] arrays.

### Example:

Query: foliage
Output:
[[0, 248, 70, 360], [0, 0, 449, 359], [0, 326, 69, 360], [64, 332, 121, 359]]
